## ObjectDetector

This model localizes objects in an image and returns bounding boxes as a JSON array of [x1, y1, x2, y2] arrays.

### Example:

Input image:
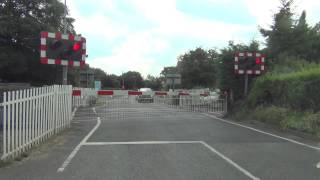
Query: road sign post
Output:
[[165, 74, 181, 91], [244, 73, 248, 96]]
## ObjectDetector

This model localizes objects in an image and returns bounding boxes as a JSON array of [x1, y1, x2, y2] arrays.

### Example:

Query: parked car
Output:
[[137, 94, 154, 103]]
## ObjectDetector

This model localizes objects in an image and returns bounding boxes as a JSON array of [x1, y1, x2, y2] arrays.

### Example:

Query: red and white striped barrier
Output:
[[95, 90, 210, 97], [72, 90, 81, 96], [97, 90, 114, 96], [155, 91, 168, 96]]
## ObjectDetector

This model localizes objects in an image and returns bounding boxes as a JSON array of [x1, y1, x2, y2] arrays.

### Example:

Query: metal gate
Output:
[[96, 94, 227, 121]]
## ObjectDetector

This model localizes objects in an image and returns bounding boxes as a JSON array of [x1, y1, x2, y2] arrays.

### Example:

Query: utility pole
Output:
[[244, 73, 249, 96], [172, 78, 175, 91], [121, 71, 125, 89], [62, 0, 68, 85]]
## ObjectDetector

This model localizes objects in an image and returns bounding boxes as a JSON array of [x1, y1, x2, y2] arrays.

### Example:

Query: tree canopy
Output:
[[260, 0, 320, 62], [120, 71, 144, 90], [0, 0, 75, 85], [177, 48, 217, 89]]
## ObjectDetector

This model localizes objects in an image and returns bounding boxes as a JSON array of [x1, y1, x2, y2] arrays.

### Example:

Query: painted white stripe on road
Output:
[[203, 113, 320, 151], [72, 119, 97, 122], [83, 141, 201, 146], [71, 107, 78, 119], [82, 140, 259, 179], [200, 141, 260, 180], [317, 162, 320, 169], [57, 108, 101, 173]]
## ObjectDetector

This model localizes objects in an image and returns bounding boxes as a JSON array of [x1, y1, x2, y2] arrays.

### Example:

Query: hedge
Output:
[[247, 67, 320, 111]]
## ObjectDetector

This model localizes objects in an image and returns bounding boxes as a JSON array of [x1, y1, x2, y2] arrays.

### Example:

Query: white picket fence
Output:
[[0, 85, 74, 160]]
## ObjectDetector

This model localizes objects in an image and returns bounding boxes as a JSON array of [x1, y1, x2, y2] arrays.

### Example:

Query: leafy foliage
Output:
[[247, 66, 320, 111], [236, 105, 320, 135], [120, 71, 144, 90], [144, 75, 162, 90], [0, 0, 75, 85], [260, 0, 320, 63], [177, 47, 217, 89], [103, 74, 120, 89]]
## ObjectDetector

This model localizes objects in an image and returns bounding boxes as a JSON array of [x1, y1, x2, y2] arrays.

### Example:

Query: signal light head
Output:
[[255, 58, 262, 65], [73, 43, 81, 51], [50, 40, 62, 50]]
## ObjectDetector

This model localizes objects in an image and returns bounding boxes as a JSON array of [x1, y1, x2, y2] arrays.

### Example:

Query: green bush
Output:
[[270, 54, 316, 74], [247, 66, 320, 111], [249, 105, 288, 125], [236, 105, 320, 137], [280, 111, 320, 135]]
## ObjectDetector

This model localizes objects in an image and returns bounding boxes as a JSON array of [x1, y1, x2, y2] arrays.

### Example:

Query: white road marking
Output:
[[73, 119, 97, 122], [83, 141, 202, 146], [203, 113, 320, 151], [317, 162, 320, 169], [82, 140, 259, 180], [57, 108, 101, 173], [71, 107, 78, 118], [200, 141, 260, 180]]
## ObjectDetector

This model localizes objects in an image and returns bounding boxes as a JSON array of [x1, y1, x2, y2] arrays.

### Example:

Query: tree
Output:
[[93, 68, 107, 87], [177, 47, 217, 89], [0, 0, 76, 85], [260, 0, 295, 60], [120, 71, 144, 90], [104, 74, 120, 89], [159, 66, 179, 90], [160, 66, 179, 76], [144, 75, 162, 90], [308, 23, 320, 62]]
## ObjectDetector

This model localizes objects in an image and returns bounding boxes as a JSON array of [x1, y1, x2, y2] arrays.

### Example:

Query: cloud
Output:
[[243, 0, 320, 28], [66, 0, 320, 76], [89, 31, 169, 77]]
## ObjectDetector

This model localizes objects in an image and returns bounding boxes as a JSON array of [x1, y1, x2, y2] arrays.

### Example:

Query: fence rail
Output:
[[0, 85, 73, 161], [72, 88, 96, 109], [98, 95, 227, 118]]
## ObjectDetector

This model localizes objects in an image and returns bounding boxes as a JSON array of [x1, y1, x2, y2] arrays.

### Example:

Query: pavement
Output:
[[0, 103, 320, 180]]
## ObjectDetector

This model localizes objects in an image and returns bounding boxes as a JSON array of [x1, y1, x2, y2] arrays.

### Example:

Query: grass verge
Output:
[[232, 105, 320, 138]]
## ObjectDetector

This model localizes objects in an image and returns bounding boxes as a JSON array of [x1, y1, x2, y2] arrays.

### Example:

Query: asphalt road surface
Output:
[[0, 103, 320, 180]]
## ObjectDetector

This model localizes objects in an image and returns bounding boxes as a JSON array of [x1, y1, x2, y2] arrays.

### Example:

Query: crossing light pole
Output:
[[62, 0, 68, 85]]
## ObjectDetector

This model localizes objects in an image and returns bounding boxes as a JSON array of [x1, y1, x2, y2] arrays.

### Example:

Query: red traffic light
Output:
[[255, 57, 262, 64], [73, 43, 81, 51]]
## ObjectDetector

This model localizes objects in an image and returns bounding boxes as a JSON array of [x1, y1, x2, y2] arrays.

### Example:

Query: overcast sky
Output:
[[67, 0, 320, 77]]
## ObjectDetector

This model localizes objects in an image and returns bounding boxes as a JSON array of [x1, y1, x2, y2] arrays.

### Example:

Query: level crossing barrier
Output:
[[96, 90, 227, 120]]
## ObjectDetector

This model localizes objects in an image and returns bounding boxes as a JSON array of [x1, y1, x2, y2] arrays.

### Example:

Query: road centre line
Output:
[[82, 140, 260, 180], [203, 113, 320, 151], [57, 108, 101, 173]]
